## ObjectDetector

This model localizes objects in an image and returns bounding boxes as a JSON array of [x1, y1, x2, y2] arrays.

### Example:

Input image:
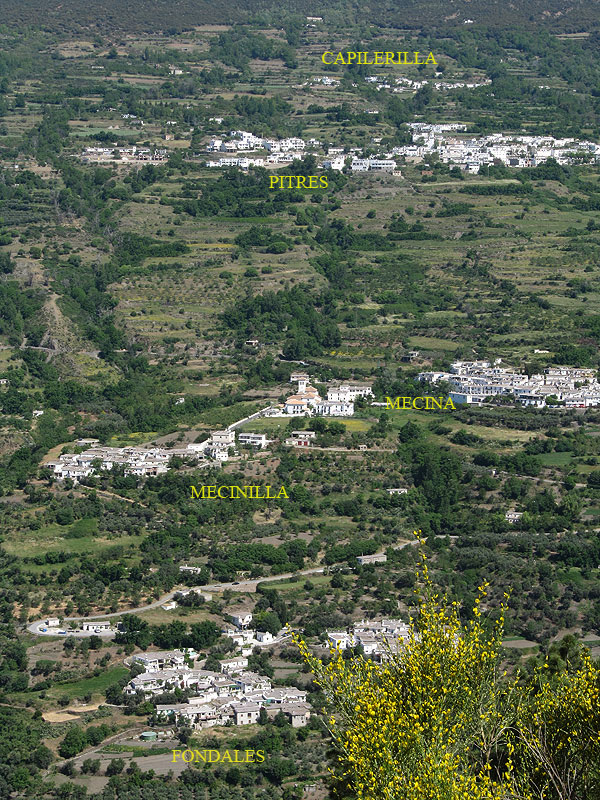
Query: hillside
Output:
[[3, 0, 600, 32], [0, 8, 599, 800]]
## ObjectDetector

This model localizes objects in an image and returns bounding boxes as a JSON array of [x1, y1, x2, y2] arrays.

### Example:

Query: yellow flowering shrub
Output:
[[293, 546, 600, 800], [511, 652, 600, 800]]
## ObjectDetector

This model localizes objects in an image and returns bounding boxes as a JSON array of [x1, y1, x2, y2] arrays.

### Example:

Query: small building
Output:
[[401, 350, 421, 363], [231, 612, 253, 629], [356, 553, 387, 565], [315, 400, 354, 417], [238, 433, 268, 449], [210, 430, 235, 448], [82, 621, 112, 632], [207, 445, 230, 462], [505, 511, 523, 524], [46, 618, 60, 627], [232, 703, 261, 725], [386, 488, 408, 496], [133, 650, 187, 671], [220, 657, 249, 674], [286, 431, 316, 447]]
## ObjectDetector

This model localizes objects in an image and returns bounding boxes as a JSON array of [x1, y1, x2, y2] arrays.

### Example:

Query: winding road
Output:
[[26, 539, 424, 637], [26, 566, 329, 636]]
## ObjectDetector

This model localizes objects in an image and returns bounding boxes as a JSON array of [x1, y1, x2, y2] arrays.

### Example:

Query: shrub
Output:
[[293, 542, 600, 800]]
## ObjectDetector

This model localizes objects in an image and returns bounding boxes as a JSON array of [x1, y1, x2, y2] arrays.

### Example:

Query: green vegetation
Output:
[[296, 570, 600, 800], [0, 6, 600, 799]]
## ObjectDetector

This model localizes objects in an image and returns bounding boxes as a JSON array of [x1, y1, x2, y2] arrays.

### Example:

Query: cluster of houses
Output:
[[309, 72, 489, 94], [207, 131, 308, 153], [391, 123, 600, 172], [201, 120, 598, 177], [128, 612, 310, 730], [45, 374, 374, 481], [81, 146, 168, 163], [364, 74, 490, 93], [202, 129, 401, 173], [327, 618, 411, 660], [419, 360, 600, 408], [274, 373, 374, 418], [45, 422, 275, 478], [45, 439, 207, 483], [204, 130, 317, 167], [194, 428, 272, 463]]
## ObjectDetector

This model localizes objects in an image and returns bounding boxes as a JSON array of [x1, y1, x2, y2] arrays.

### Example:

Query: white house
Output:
[[315, 400, 354, 416], [323, 156, 345, 171], [210, 430, 235, 447], [232, 703, 261, 725], [328, 384, 373, 402], [207, 446, 230, 462], [231, 612, 253, 629], [238, 433, 268, 448], [505, 511, 523, 524], [285, 431, 316, 447], [133, 650, 187, 671], [284, 397, 310, 415], [357, 553, 387, 565], [82, 621, 112, 632], [220, 657, 249, 674], [368, 159, 396, 172], [328, 631, 354, 650]]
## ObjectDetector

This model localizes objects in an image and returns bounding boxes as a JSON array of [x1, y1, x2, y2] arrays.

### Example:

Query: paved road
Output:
[[26, 540, 423, 636], [26, 566, 330, 635]]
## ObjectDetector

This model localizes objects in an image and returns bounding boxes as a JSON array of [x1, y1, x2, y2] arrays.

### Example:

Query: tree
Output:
[[81, 758, 100, 774], [204, 654, 221, 672], [178, 726, 193, 745], [398, 421, 422, 443], [105, 758, 125, 776], [410, 445, 462, 513], [32, 745, 53, 769], [0, 252, 14, 274], [59, 727, 88, 759], [257, 611, 282, 636]]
